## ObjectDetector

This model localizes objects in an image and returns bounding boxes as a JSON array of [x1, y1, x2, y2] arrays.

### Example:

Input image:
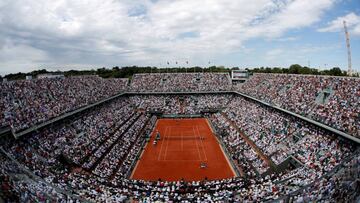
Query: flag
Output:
[[167, 61, 169, 65]]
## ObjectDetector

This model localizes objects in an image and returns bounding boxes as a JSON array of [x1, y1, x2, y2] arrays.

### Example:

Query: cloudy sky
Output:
[[0, 0, 359, 75]]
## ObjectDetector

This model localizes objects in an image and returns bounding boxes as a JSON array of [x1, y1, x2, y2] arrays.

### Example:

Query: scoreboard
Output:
[[231, 70, 249, 80]]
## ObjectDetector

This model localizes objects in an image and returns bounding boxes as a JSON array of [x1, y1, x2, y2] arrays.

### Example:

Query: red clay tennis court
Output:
[[131, 118, 236, 181]]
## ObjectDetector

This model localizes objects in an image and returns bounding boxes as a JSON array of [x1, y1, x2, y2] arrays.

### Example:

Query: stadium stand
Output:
[[235, 73, 360, 138], [129, 73, 232, 92], [0, 76, 128, 132], [129, 94, 233, 114], [0, 73, 359, 202]]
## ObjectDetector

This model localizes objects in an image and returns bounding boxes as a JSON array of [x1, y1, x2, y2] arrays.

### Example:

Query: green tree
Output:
[[289, 64, 302, 74], [328, 67, 342, 76]]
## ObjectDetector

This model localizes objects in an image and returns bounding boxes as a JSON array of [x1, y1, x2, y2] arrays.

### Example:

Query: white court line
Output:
[[194, 125, 205, 161], [196, 126, 210, 161], [163, 126, 171, 161], [181, 131, 183, 151], [196, 125, 208, 161], [157, 126, 168, 161], [153, 160, 201, 162], [192, 126, 203, 161]]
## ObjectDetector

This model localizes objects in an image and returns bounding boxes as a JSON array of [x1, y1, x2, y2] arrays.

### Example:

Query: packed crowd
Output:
[[0, 150, 80, 202], [223, 96, 352, 170], [2, 140, 358, 203], [129, 73, 232, 92], [3, 72, 357, 140], [129, 94, 233, 114], [0, 76, 128, 132], [92, 114, 148, 178], [0, 90, 358, 202], [130, 95, 181, 114], [210, 113, 267, 176], [290, 152, 360, 202], [209, 96, 356, 199], [236, 73, 360, 138]]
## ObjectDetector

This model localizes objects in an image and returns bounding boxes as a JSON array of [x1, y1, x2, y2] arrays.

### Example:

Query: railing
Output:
[[126, 91, 235, 95], [0, 125, 11, 137]]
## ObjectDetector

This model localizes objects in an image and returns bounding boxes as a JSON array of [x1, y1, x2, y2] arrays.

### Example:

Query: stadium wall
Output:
[[125, 91, 235, 95]]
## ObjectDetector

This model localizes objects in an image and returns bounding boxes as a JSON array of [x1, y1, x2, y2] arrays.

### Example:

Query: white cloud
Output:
[[265, 48, 284, 60], [0, 0, 336, 74], [272, 37, 298, 42], [318, 12, 360, 35], [0, 40, 49, 75], [264, 44, 340, 62]]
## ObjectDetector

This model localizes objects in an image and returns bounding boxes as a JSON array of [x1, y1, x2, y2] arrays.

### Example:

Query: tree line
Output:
[[1, 64, 358, 81], [251, 64, 355, 77]]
